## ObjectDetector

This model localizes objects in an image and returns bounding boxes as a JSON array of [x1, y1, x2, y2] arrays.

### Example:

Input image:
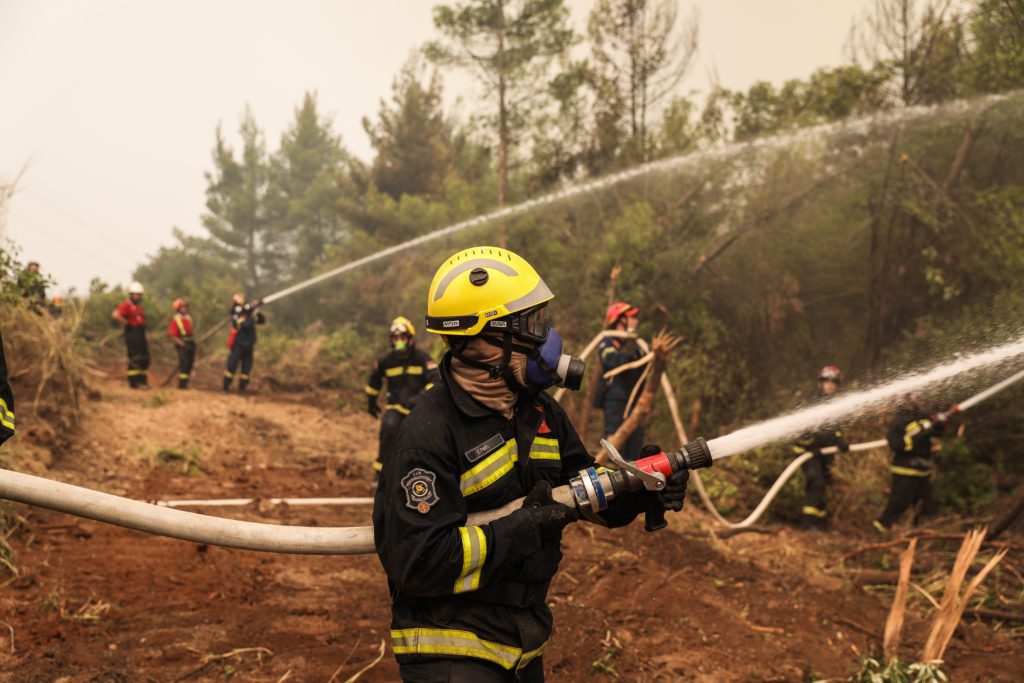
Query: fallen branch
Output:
[[328, 639, 387, 683], [176, 646, 273, 681]]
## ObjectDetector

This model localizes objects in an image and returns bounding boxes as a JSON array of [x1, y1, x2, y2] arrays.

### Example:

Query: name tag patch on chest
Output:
[[465, 434, 505, 464], [402, 468, 440, 514]]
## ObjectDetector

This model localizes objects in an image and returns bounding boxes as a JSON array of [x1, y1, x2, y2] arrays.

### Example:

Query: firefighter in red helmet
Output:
[[595, 302, 645, 460]]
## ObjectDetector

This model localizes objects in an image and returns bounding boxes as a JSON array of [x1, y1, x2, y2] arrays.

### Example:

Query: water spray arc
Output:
[[4, 338, 1024, 554]]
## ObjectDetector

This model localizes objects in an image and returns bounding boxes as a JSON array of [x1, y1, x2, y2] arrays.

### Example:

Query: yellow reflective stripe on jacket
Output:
[[529, 436, 560, 461], [365, 385, 381, 396], [891, 465, 931, 477], [406, 365, 424, 375], [173, 314, 192, 340], [384, 365, 426, 377], [391, 628, 522, 670], [519, 641, 548, 669], [793, 445, 807, 455], [802, 505, 827, 518], [0, 398, 14, 431], [385, 404, 411, 416], [454, 526, 487, 594], [903, 420, 930, 451], [385, 366, 404, 377], [461, 439, 518, 496], [424, 383, 435, 391], [127, 369, 148, 376], [373, 460, 383, 472]]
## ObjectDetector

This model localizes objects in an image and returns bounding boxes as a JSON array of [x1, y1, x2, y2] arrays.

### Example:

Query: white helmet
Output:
[[128, 281, 145, 295]]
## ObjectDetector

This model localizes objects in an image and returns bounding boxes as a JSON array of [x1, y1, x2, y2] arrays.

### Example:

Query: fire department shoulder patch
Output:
[[401, 468, 439, 514]]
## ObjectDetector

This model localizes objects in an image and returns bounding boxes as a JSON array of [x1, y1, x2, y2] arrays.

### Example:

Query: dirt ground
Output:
[[1, 375, 1021, 681]]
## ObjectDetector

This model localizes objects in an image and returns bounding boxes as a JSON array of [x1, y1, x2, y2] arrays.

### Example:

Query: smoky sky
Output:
[[0, 0, 872, 295]]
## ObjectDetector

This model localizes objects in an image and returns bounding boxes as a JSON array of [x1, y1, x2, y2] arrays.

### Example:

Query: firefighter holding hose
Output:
[[373, 247, 690, 682], [792, 365, 849, 528], [874, 396, 948, 531], [223, 293, 265, 394], [365, 316, 440, 475]]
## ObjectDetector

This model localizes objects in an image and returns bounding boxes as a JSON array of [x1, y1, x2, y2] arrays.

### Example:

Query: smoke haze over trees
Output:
[[81, 0, 1024, 510]]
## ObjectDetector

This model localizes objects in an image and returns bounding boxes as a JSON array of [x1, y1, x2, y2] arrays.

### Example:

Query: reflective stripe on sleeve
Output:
[[891, 465, 931, 477], [454, 526, 487, 594], [802, 505, 827, 518], [424, 383, 435, 391], [903, 420, 930, 451], [529, 436, 560, 461], [460, 440, 518, 496], [385, 404, 411, 416], [365, 385, 381, 396], [0, 398, 14, 431], [385, 367, 404, 377], [391, 628, 521, 670]]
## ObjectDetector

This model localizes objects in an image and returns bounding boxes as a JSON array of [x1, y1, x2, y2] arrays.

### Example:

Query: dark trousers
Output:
[[801, 454, 833, 525], [399, 657, 544, 682], [224, 345, 254, 392], [124, 327, 150, 388], [376, 408, 406, 472], [176, 342, 195, 389], [878, 473, 933, 528], [604, 399, 644, 461]]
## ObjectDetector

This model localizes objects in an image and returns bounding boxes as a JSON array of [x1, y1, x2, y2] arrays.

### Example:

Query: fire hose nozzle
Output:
[[679, 437, 713, 470]]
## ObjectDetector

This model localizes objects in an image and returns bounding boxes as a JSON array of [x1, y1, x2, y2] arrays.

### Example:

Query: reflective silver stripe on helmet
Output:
[[433, 258, 519, 302], [503, 278, 554, 315]]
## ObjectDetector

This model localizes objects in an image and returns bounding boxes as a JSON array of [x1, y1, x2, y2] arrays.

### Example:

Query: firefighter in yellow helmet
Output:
[[372, 247, 689, 681], [365, 316, 440, 475]]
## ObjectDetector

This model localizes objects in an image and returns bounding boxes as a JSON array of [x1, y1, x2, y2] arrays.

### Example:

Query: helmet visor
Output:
[[518, 305, 551, 344]]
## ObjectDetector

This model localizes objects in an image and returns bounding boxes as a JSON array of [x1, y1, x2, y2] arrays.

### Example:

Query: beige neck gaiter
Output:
[[450, 335, 529, 420]]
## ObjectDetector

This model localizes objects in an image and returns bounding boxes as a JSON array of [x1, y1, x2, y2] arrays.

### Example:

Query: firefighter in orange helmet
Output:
[[168, 298, 195, 389]]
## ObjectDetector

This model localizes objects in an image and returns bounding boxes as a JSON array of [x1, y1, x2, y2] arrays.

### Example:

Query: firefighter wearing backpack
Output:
[[365, 316, 440, 475], [596, 302, 645, 460], [168, 298, 195, 389], [223, 293, 265, 394]]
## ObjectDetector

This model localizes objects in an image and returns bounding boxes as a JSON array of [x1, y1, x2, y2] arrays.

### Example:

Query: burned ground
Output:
[[1, 378, 1020, 681]]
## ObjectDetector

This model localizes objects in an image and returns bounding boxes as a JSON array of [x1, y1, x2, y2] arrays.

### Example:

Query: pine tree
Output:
[[202, 107, 280, 293], [426, 0, 575, 206], [269, 92, 355, 275], [364, 57, 454, 200]]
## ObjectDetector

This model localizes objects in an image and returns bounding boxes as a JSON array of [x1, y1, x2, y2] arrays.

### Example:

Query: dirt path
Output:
[[1, 380, 1020, 681]]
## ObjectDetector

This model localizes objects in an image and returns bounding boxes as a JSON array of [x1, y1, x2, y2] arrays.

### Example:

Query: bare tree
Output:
[[847, 0, 964, 105], [588, 0, 699, 160]]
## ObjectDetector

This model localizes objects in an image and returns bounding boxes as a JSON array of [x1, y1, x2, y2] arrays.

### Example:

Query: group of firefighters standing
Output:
[[109, 283, 265, 392]]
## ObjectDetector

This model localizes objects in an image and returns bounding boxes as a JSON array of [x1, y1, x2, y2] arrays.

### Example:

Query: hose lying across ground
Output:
[[2, 340, 1024, 553]]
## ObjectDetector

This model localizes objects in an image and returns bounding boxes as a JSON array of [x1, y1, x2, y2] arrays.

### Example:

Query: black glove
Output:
[[367, 397, 380, 419], [522, 480, 579, 543], [638, 444, 690, 532]]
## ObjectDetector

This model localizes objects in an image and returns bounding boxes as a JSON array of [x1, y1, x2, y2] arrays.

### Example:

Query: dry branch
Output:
[[884, 539, 917, 660], [595, 330, 679, 464]]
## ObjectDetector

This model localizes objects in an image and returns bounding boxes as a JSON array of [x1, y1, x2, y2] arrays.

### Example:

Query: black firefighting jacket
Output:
[[597, 337, 645, 403], [793, 426, 849, 459], [0, 332, 14, 445], [887, 410, 945, 476], [372, 354, 644, 672], [230, 303, 265, 349], [365, 346, 440, 415]]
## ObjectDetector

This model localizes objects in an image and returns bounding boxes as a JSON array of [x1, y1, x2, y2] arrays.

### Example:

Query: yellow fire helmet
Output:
[[425, 246, 554, 338], [390, 315, 416, 337]]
